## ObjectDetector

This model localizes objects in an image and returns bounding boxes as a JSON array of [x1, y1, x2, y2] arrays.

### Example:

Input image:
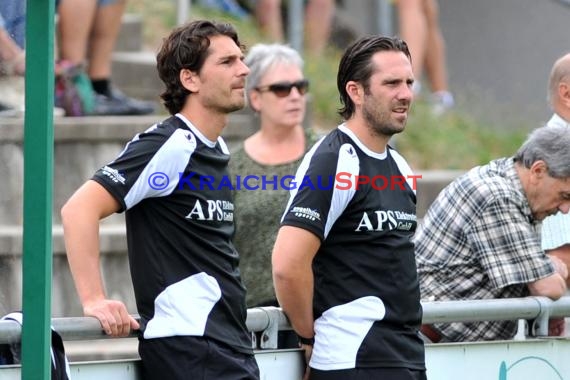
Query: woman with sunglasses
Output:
[[230, 43, 316, 343]]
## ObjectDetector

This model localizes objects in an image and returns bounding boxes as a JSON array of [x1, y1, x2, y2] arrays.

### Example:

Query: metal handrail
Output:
[[2, 297, 570, 346], [421, 296, 570, 324]]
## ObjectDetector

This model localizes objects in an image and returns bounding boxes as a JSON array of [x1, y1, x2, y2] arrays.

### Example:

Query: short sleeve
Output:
[[465, 198, 554, 290]]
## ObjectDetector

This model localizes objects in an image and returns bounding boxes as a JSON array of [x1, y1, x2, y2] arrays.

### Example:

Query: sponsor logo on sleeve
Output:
[[101, 166, 126, 185]]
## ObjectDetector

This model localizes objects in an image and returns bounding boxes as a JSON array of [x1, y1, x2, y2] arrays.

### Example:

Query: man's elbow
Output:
[[60, 200, 75, 228], [272, 258, 301, 298], [272, 264, 293, 288]]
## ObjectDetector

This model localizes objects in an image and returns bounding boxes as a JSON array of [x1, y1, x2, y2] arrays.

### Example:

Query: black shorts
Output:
[[139, 336, 260, 380], [310, 367, 427, 380]]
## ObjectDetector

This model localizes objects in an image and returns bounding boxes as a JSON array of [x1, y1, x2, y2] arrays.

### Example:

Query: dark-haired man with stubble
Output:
[[61, 20, 260, 379], [273, 35, 426, 380]]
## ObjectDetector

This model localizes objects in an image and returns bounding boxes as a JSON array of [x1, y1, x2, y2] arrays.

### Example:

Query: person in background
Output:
[[61, 20, 259, 379], [272, 35, 426, 380], [230, 43, 316, 310], [57, 0, 154, 115], [253, 0, 335, 55], [541, 53, 570, 283], [396, 0, 454, 114], [415, 125, 570, 343]]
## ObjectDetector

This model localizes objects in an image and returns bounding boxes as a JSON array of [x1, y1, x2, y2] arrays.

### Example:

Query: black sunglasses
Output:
[[255, 79, 310, 97]]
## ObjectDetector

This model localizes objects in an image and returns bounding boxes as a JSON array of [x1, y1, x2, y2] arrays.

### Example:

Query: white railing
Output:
[[2, 296, 570, 346], [2, 297, 570, 380]]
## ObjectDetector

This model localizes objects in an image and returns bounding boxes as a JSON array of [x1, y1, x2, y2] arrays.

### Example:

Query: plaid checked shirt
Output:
[[415, 157, 554, 341]]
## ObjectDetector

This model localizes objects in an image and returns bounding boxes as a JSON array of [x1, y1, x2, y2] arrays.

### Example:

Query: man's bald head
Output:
[[548, 53, 570, 103], [548, 53, 570, 119]]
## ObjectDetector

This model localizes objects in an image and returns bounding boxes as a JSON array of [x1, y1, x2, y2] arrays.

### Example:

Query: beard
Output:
[[218, 93, 246, 113], [362, 101, 406, 137], [218, 101, 245, 114], [203, 89, 246, 114]]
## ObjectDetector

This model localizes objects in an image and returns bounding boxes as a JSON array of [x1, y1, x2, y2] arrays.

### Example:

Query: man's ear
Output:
[[559, 82, 570, 109], [180, 69, 199, 93], [346, 81, 363, 107], [529, 160, 548, 182]]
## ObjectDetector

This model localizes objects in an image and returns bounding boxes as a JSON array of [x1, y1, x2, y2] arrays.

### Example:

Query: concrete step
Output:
[[110, 13, 157, 101], [0, 113, 257, 226], [0, 224, 133, 318], [111, 51, 160, 102]]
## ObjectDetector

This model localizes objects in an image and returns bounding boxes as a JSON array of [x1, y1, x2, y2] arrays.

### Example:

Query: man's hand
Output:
[[549, 255, 569, 280], [548, 248, 570, 286], [300, 343, 313, 380], [84, 299, 140, 337]]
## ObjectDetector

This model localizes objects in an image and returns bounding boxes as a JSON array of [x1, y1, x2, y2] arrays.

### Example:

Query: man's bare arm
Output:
[[61, 180, 139, 336], [272, 226, 320, 339], [527, 255, 568, 299]]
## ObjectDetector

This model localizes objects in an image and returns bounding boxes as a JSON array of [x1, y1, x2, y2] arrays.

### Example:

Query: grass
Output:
[[127, 0, 530, 170]]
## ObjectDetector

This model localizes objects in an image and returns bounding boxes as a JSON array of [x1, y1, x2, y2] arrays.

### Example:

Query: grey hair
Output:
[[514, 124, 570, 178], [244, 43, 304, 110], [547, 53, 570, 105]]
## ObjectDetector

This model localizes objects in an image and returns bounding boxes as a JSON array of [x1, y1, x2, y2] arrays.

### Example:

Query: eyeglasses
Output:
[[255, 79, 310, 97]]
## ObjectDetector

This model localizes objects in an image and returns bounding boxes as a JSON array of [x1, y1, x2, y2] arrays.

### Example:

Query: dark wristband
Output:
[[297, 334, 315, 346]]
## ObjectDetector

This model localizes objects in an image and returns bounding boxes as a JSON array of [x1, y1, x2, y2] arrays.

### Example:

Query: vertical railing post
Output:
[[22, 0, 56, 379], [376, 0, 394, 36], [287, 0, 304, 53], [177, 0, 192, 26]]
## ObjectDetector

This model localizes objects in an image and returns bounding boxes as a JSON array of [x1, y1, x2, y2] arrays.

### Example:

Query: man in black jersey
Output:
[[61, 20, 260, 379], [272, 36, 426, 380]]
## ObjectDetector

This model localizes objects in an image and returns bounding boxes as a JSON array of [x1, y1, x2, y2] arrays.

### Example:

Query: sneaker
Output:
[[92, 87, 155, 116], [431, 91, 454, 116]]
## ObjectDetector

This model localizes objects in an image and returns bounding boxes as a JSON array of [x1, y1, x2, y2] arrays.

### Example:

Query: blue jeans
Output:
[[0, 0, 26, 48]]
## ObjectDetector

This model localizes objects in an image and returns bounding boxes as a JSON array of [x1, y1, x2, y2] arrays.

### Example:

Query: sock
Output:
[[91, 79, 111, 97]]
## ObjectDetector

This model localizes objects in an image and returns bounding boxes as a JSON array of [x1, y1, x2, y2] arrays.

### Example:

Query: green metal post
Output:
[[22, 0, 56, 379]]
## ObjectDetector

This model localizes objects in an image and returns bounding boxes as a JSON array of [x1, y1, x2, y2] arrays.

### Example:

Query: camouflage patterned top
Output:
[[229, 129, 318, 307]]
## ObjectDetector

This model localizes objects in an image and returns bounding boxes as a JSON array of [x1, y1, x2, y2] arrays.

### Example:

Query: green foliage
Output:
[[397, 101, 528, 170], [127, 0, 529, 170], [304, 49, 344, 129]]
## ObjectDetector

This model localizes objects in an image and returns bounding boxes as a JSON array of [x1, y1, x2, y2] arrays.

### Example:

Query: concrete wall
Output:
[[0, 117, 147, 317]]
